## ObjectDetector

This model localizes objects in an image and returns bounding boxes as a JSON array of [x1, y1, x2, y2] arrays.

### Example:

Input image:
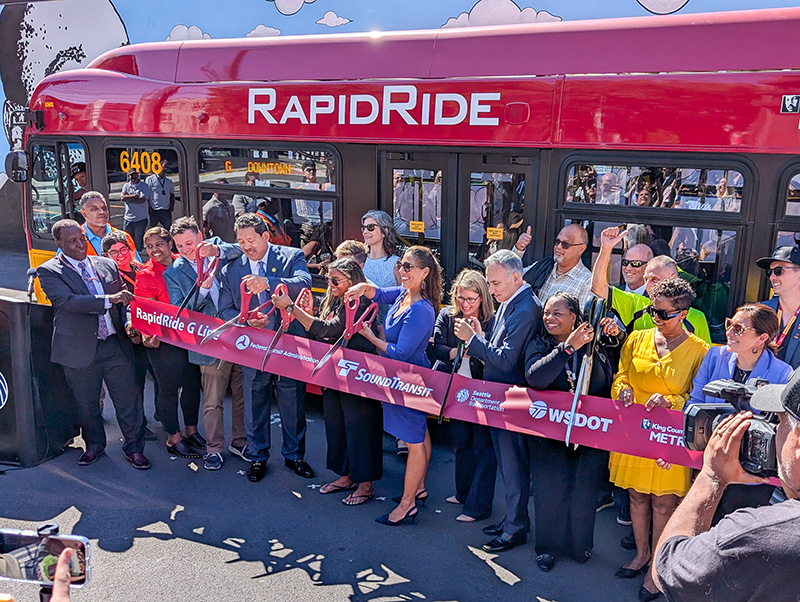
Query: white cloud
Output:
[[266, 0, 316, 16], [245, 24, 282, 37], [637, 0, 690, 14], [316, 11, 351, 28], [441, 0, 561, 28], [166, 25, 212, 41]]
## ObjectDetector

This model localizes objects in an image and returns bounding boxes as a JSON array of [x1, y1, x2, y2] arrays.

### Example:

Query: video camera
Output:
[[684, 378, 778, 478]]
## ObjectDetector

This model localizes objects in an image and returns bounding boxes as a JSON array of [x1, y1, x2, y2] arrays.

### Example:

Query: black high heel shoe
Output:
[[375, 505, 418, 526], [391, 490, 428, 507], [615, 563, 650, 579], [639, 586, 662, 602]]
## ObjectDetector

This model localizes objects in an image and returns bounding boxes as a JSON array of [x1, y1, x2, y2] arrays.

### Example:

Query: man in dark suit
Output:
[[37, 219, 149, 469], [455, 250, 542, 555], [217, 213, 313, 482], [164, 216, 247, 472]]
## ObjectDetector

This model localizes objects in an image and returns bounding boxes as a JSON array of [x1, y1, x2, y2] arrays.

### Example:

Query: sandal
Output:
[[342, 490, 375, 506], [320, 482, 357, 495]]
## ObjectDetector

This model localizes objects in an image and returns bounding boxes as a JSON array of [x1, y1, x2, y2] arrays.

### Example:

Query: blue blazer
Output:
[[762, 297, 800, 369], [217, 244, 311, 332], [467, 283, 542, 385], [163, 237, 242, 365], [687, 345, 793, 406]]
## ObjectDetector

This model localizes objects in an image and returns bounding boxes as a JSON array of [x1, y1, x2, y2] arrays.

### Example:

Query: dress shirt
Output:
[[190, 258, 220, 308], [625, 282, 647, 296], [538, 261, 593, 308], [62, 254, 115, 337]]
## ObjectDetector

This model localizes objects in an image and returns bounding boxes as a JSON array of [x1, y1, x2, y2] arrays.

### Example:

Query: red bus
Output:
[[8, 7, 800, 342]]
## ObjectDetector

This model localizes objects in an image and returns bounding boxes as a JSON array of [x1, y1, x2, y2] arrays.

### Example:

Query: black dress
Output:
[[308, 297, 382, 483], [429, 307, 496, 519], [524, 334, 615, 561]]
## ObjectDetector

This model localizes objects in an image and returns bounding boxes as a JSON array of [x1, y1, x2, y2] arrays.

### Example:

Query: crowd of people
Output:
[[34, 190, 800, 601]]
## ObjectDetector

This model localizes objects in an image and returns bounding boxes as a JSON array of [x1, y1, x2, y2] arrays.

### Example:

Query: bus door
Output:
[[382, 152, 454, 277], [458, 154, 535, 274], [27, 138, 88, 261]]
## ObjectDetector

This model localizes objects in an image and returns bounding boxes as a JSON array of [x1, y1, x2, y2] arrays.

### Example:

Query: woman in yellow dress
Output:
[[609, 278, 710, 602]]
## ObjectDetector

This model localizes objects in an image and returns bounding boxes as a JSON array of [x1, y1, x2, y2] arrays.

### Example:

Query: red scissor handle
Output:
[[344, 301, 379, 340], [238, 280, 275, 324], [271, 283, 294, 329], [197, 255, 219, 285]]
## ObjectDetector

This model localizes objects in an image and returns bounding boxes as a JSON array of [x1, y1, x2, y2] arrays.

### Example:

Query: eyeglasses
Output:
[[361, 224, 380, 232], [455, 295, 480, 305], [725, 318, 754, 336], [554, 238, 585, 250], [646, 305, 682, 321], [766, 266, 800, 277], [106, 247, 131, 258], [621, 259, 647, 268], [326, 276, 350, 286], [398, 261, 419, 273]]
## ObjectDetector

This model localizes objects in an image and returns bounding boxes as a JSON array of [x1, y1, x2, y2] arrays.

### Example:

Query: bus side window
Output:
[[30, 143, 62, 235]]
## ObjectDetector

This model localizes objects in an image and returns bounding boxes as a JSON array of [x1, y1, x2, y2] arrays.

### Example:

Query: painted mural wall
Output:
[[0, 0, 799, 182]]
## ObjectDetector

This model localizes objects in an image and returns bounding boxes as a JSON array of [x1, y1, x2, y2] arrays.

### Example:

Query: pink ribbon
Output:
[[132, 298, 703, 469]]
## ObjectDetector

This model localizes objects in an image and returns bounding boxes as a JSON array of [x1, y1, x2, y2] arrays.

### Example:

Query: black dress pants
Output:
[[322, 388, 383, 483], [62, 335, 145, 455], [146, 343, 201, 436], [529, 436, 610, 560], [450, 420, 496, 518]]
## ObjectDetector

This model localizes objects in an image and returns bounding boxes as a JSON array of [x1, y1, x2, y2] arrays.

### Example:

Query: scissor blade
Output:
[[310, 337, 345, 377], [260, 326, 285, 371], [200, 316, 239, 345], [176, 282, 200, 317], [437, 343, 464, 424]]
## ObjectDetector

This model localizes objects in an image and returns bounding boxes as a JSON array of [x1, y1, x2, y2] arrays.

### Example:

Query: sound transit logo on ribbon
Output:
[[337, 359, 359, 377]]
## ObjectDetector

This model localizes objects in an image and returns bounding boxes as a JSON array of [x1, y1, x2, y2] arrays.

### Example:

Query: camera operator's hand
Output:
[[51, 548, 72, 602], [701, 412, 770, 487]]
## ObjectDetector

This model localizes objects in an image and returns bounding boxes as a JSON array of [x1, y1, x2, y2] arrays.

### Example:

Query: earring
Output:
[[752, 347, 760, 355]]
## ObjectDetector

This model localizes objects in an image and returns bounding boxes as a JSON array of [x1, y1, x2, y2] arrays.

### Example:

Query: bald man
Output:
[[621, 244, 654, 295]]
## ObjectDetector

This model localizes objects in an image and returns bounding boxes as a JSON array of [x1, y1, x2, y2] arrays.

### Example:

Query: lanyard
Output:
[[564, 348, 580, 394], [775, 304, 800, 347]]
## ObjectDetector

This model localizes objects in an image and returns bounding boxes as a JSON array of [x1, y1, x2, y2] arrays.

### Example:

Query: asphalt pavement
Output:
[[0, 250, 643, 602]]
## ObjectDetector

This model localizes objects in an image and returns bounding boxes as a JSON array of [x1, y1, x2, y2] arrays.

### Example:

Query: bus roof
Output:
[[86, 7, 800, 84]]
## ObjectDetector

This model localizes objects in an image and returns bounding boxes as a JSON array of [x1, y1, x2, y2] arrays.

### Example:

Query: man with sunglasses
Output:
[[621, 244, 653, 295], [757, 246, 800, 368], [592, 226, 711, 343], [519, 223, 594, 309]]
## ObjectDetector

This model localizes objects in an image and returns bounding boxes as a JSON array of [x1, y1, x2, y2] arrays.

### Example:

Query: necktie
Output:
[[257, 260, 268, 305], [78, 260, 110, 340]]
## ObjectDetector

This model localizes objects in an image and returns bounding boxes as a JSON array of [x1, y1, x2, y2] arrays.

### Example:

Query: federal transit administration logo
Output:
[[455, 389, 470, 403], [235, 334, 251, 351], [528, 400, 548, 420]]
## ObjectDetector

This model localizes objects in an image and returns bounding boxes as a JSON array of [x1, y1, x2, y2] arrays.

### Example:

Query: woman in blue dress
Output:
[[347, 245, 442, 525]]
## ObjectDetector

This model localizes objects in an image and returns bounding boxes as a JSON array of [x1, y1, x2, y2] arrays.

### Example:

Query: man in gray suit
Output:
[[164, 216, 247, 472], [455, 250, 542, 555], [217, 213, 313, 482], [37, 219, 149, 469]]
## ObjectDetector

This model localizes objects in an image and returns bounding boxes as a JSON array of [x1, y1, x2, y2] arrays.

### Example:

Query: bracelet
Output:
[[562, 343, 575, 355]]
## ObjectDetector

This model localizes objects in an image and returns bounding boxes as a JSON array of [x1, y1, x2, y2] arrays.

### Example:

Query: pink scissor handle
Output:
[[345, 301, 379, 339]]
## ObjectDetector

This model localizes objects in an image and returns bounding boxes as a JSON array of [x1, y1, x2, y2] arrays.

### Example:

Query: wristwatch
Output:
[[286, 303, 295, 314], [562, 343, 575, 356]]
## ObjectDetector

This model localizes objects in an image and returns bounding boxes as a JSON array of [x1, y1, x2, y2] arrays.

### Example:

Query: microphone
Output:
[[26, 267, 37, 301]]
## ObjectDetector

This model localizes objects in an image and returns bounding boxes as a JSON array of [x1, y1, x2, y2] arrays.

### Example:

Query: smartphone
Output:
[[0, 529, 90, 588]]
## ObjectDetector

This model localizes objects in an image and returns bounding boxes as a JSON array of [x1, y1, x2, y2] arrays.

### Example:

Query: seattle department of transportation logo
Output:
[[235, 334, 251, 351], [0, 371, 8, 410], [529, 400, 548, 420], [455, 389, 469, 403]]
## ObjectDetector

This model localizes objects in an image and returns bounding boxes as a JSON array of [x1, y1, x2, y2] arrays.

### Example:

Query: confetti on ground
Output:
[[137, 521, 172, 535], [170, 505, 185, 520], [193, 527, 205, 535], [223, 537, 245, 548], [237, 470, 246, 476], [297, 554, 314, 563], [308, 483, 321, 489], [170, 456, 177, 461], [377, 496, 386, 501], [292, 490, 302, 498], [468, 545, 521, 586], [434, 509, 442, 513], [188, 462, 199, 471]]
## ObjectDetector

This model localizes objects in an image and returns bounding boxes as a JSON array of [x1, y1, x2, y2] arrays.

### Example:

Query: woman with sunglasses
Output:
[[524, 292, 623, 572], [608, 278, 709, 602], [429, 269, 496, 522], [686, 304, 791, 519], [272, 258, 382, 506], [133, 227, 204, 459], [347, 246, 442, 526]]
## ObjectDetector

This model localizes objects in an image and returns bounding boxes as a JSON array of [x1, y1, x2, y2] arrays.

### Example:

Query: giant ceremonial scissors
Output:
[[176, 254, 219, 318], [311, 297, 379, 377], [259, 286, 314, 371], [200, 280, 275, 345]]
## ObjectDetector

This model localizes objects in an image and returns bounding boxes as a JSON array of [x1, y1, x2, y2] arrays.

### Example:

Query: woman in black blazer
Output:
[[429, 269, 495, 522]]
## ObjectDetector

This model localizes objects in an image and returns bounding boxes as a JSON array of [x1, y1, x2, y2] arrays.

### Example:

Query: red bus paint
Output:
[[26, 7, 800, 154]]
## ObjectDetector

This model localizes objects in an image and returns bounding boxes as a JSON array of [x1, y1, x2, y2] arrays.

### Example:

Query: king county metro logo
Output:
[[455, 389, 469, 403], [529, 400, 548, 419], [235, 334, 251, 351], [0, 371, 7, 410], [337, 359, 359, 377]]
